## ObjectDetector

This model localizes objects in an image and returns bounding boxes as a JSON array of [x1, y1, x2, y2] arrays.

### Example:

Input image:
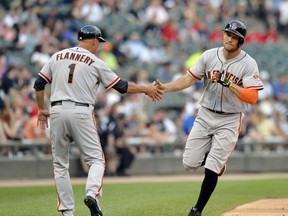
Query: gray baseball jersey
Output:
[[39, 47, 120, 104], [183, 47, 263, 175], [38, 46, 120, 213], [188, 47, 263, 112]]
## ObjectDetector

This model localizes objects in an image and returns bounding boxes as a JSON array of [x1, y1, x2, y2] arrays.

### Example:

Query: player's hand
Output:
[[154, 79, 166, 92], [145, 83, 164, 102], [212, 71, 233, 88], [37, 109, 50, 130]]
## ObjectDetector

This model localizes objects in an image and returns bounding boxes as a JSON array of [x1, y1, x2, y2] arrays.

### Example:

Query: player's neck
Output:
[[223, 48, 241, 60], [78, 41, 97, 54]]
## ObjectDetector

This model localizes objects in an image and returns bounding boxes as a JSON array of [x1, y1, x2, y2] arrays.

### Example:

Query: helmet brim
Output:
[[222, 29, 244, 39], [98, 37, 106, 43]]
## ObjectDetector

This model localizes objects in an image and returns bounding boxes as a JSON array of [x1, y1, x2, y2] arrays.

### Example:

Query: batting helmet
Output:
[[78, 25, 106, 42], [223, 20, 247, 47]]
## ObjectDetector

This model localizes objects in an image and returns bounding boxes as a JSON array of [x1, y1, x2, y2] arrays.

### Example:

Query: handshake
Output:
[[144, 80, 165, 102], [212, 71, 233, 88]]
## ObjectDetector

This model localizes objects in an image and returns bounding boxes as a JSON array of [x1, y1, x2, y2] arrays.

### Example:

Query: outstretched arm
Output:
[[156, 72, 198, 92], [127, 82, 164, 101], [112, 79, 164, 101]]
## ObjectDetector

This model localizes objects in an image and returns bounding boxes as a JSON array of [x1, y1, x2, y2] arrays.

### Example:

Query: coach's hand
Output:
[[145, 84, 164, 102], [212, 72, 233, 88], [37, 109, 50, 130]]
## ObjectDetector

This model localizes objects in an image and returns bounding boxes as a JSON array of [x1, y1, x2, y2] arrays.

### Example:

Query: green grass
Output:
[[0, 178, 287, 216]]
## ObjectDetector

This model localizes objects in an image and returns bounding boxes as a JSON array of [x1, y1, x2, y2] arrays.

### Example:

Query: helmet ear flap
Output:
[[238, 38, 244, 47]]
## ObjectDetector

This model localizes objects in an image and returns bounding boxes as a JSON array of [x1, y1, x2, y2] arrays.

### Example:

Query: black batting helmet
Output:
[[223, 20, 247, 47], [78, 25, 106, 42]]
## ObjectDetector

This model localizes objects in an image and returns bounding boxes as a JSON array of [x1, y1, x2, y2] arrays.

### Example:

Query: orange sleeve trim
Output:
[[246, 85, 264, 90], [105, 77, 120, 89], [39, 72, 51, 83], [238, 88, 258, 105], [187, 69, 201, 80]]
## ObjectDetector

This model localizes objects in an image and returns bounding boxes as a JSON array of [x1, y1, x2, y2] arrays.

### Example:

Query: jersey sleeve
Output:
[[95, 60, 120, 90], [187, 51, 207, 80], [38, 54, 55, 83], [242, 59, 264, 90]]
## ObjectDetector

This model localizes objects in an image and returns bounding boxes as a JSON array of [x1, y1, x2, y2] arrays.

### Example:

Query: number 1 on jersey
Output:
[[68, 63, 76, 83]]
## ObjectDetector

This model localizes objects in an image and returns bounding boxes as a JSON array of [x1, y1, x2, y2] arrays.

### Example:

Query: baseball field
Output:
[[0, 174, 287, 216]]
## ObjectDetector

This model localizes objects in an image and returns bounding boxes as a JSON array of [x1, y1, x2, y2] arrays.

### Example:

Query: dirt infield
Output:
[[222, 198, 288, 216]]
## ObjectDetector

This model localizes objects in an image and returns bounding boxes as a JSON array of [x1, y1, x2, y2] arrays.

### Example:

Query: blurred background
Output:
[[0, 0, 288, 180]]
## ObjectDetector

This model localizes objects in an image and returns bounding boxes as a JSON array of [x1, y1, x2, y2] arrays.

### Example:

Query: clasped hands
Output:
[[145, 80, 166, 102], [212, 71, 233, 88]]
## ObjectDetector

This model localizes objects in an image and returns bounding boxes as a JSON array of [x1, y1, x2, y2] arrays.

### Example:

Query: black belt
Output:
[[205, 107, 235, 115], [51, 101, 89, 107]]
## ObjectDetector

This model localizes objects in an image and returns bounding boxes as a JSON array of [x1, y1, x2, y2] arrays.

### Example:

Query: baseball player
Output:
[[33, 25, 163, 216], [156, 20, 264, 216]]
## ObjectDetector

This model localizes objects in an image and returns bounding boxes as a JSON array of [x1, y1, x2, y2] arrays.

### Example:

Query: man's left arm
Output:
[[213, 72, 260, 105], [34, 76, 50, 129], [229, 84, 258, 105]]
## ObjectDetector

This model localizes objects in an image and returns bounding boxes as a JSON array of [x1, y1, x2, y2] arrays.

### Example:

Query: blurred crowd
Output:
[[0, 0, 288, 175]]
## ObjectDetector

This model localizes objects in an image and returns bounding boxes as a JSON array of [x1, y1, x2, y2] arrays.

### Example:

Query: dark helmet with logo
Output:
[[223, 20, 247, 47], [78, 25, 106, 42]]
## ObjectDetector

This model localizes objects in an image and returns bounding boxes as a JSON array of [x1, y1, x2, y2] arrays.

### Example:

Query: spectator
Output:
[[144, 0, 169, 26], [161, 18, 181, 44], [182, 104, 199, 136], [0, 50, 8, 79], [276, 0, 288, 34], [2, 6, 19, 28], [258, 70, 274, 101], [127, 0, 146, 23], [234, 0, 251, 21], [188, 17, 210, 43], [0, 65, 20, 95], [23, 107, 49, 141], [184, 46, 207, 69], [263, 24, 280, 43], [30, 44, 50, 69], [98, 42, 119, 71], [0, 106, 25, 142], [145, 107, 177, 148], [245, 26, 266, 44], [79, 0, 104, 24], [139, 41, 163, 64], [107, 112, 135, 176], [109, 32, 127, 66], [272, 73, 288, 103], [143, 0, 169, 36], [209, 21, 224, 44], [155, 61, 175, 83], [0, 108, 7, 144], [120, 31, 147, 59]]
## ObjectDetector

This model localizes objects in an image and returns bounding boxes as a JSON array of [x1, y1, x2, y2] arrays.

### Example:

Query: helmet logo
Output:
[[231, 22, 237, 30]]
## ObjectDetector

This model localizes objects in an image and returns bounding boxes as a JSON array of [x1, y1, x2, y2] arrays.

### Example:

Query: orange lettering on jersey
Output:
[[83, 56, 90, 64], [70, 52, 76, 60], [74, 54, 81, 61], [88, 59, 95, 66], [59, 53, 64, 60], [79, 54, 85, 62], [63, 52, 69, 59]]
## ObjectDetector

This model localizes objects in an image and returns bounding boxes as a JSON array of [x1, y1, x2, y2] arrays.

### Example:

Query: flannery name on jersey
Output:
[[56, 52, 95, 66]]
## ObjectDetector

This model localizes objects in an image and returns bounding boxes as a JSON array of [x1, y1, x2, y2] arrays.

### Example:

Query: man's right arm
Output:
[[112, 79, 164, 101], [156, 72, 198, 92]]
